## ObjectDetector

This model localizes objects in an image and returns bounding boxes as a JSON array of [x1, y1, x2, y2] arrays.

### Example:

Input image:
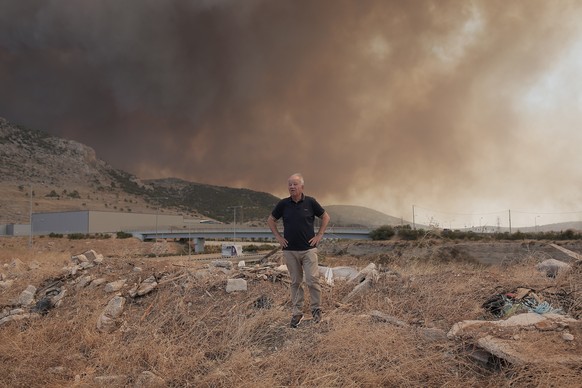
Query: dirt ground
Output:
[[1, 236, 581, 387]]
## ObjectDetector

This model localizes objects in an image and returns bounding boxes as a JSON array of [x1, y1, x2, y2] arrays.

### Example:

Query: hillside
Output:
[[0, 117, 282, 224], [0, 117, 391, 227], [325, 205, 408, 227]]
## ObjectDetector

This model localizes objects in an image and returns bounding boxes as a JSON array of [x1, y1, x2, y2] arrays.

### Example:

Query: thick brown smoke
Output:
[[1, 0, 582, 226]]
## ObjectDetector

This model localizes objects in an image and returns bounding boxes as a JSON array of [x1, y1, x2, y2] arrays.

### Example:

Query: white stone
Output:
[[135, 276, 158, 296], [211, 260, 232, 269], [97, 296, 126, 333], [18, 285, 37, 306], [563, 332, 574, 341], [105, 279, 127, 293], [0, 280, 14, 289], [226, 278, 247, 293], [72, 254, 88, 263], [498, 313, 546, 327], [75, 275, 94, 290], [103, 296, 126, 319], [536, 259, 571, 277], [83, 250, 99, 262]]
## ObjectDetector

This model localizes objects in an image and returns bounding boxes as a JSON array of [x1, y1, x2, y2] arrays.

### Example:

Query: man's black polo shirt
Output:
[[271, 194, 325, 251]]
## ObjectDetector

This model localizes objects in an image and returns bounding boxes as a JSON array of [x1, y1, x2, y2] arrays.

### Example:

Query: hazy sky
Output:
[[2, 0, 582, 228]]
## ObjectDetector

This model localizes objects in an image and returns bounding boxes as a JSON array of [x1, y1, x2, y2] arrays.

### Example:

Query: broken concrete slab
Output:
[[536, 259, 572, 277], [97, 295, 126, 333], [105, 279, 127, 293], [0, 312, 41, 326], [226, 278, 247, 293], [132, 276, 158, 297], [448, 313, 582, 366], [18, 285, 37, 306], [350, 263, 377, 284], [0, 279, 14, 289], [211, 260, 232, 269]]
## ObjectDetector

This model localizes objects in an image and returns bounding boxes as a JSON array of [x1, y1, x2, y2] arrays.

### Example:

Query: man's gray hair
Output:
[[289, 173, 304, 185]]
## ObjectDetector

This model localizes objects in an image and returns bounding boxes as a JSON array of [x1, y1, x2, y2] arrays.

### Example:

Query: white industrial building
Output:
[[31, 210, 189, 235]]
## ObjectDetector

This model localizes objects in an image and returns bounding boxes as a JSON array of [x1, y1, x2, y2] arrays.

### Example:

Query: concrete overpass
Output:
[[133, 227, 371, 251]]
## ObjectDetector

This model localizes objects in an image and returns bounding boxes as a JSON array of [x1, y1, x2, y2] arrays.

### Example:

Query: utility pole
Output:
[[508, 209, 512, 234], [412, 205, 416, 230], [228, 205, 243, 240]]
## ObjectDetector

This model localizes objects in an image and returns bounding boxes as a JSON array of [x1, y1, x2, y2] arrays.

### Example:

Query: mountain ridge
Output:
[[0, 117, 400, 227]]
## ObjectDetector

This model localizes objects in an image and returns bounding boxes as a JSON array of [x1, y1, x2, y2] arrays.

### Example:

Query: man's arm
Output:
[[309, 211, 330, 246], [267, 215, 288, 248]]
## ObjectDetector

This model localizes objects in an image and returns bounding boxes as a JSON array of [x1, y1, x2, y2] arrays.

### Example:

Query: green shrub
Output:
[[45, 190, 59, 198], [369, 225, 395, 240], [116, 231, 133, 239], [396, 225, 424, 240], [67, 190, 81, 198], [68, 233, 89, 240]]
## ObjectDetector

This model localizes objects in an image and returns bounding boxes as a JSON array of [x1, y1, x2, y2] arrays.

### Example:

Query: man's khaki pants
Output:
[[284, 248, 321, 316]]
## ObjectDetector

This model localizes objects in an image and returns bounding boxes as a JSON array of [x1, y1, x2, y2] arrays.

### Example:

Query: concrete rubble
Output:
[[536, 258, 572, 277], [105, 279, 127, 293], [448, 312, 582, 366], [96, 295, 126, 333], [226, 278, 248, 292], [0, 246, 166, 330], [129, 275, 158, 297]]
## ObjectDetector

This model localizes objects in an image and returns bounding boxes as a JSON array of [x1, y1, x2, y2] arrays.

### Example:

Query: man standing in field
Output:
[[267, 173, 330, 328]]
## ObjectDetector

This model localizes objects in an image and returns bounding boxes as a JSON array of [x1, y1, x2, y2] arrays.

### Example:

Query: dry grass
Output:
[[1, 237, 581, 387]]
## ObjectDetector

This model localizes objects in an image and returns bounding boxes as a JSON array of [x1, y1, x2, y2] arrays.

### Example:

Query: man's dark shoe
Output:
[[290, 314, 303, 328], [312, 308, 322, 324]]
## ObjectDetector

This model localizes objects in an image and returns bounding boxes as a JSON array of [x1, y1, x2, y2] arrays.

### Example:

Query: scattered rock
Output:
[[448, 313, 582, 366], [72, 253, 89, 264], [29, 260, 41, 270], [75, 275, 94, 290], [90, 278, 107, 288], [0, 309, 41, 326], [83, 249, 104, 264], [132, 276, 158, 297], [342, 263, 379, 303], [211, 260, 232, 269], [18, 285, 37, 306], [226, 278, 247, 293], [8, 258, 27, 275], [563, 332, 574, 341], [51, 288, 67, 308], [97, 295, 126, 333], [79, 261, 95, 269], [331, 266, 360, 281], [0, 279, 14, 289], [105, 279, 127, 293], [536, 259, 572, 277]]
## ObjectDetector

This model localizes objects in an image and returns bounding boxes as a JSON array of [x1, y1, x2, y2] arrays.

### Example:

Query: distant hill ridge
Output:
[[0, 117, 399, 226]]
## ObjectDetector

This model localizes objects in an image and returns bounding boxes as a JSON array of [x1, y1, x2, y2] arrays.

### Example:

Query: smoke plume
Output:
[[1, 0, 582, 226]]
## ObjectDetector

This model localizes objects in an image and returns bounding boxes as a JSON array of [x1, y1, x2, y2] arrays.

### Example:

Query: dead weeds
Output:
[[0, 237, 581, 387]]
